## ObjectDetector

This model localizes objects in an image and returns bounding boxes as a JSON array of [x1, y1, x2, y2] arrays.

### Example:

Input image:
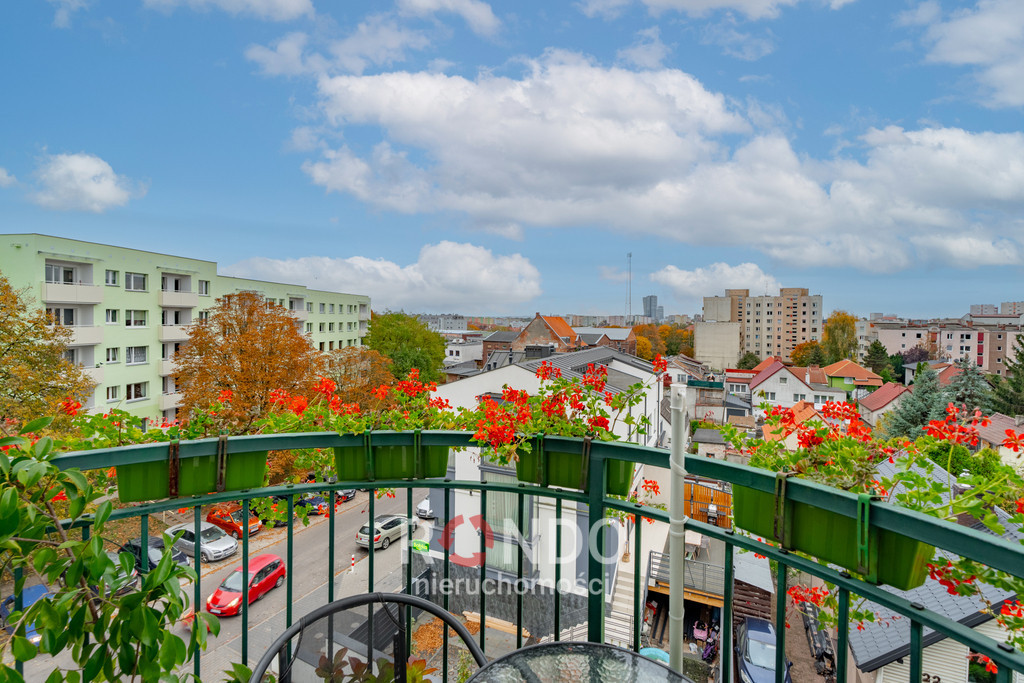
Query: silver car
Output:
[[166, 521, 238, 563], [355, 515, 418, 550]]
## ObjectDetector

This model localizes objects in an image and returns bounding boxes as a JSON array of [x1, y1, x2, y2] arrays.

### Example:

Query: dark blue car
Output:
[[0, 584, 54, 644], [735, 616, 792, 683]]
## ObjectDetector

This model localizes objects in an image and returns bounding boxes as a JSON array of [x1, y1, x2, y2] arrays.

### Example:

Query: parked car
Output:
[[61, 552, 138, 597], [206, 504, 263, 539], [337, 488, 357, 503], [355, 515, 418, 550], [119, 536, 191, 572], [0, 585, 53, 644], [165, 521, 238, 563], [205, 554, 287, 616], [416, 497, 434, 519], [735, 616, 793, 683]]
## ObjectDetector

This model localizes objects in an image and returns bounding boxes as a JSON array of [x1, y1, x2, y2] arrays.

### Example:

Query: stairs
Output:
[[606, 559, 639, 647]]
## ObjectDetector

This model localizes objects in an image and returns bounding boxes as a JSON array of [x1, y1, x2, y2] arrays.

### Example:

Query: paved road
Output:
[[15, 488, 433, 682]]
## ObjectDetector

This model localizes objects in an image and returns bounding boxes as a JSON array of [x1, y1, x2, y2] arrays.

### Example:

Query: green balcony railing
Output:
[[6, 429, 1023, 682]]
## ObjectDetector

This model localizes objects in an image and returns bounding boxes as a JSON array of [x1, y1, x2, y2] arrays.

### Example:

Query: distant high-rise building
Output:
[[656, 305, 664, 321], [971, 304, 998, 315], [1001, 301, 1024, 316], [643, 295, 659, 321], [702, 288, 823, 363]]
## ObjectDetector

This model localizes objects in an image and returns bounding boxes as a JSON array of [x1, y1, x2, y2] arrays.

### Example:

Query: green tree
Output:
[[0, 273, 95, 431], [991, 337, 1024, 417], [790, 341, 821, 367], [821, 310, 858, 364], [882, 364, 947, 438], [737, 352, 760, 370], [889, 353, 907, 382], [945, 357, 991, 415], [174, 291, 324, 433], [664, 327, 692, 357], [864, 340, 892, 375], [364, 312, 446, 383]]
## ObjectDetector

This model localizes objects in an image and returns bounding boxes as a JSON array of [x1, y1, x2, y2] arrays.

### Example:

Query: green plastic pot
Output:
[[333, 444, 450, 481], [116, 450, 268, 503], [515, 446, 633, 496], [732, 485, 934, 591]]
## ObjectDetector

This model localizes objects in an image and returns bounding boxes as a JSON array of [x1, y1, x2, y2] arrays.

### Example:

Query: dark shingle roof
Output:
[[484, 330, 519, 343]]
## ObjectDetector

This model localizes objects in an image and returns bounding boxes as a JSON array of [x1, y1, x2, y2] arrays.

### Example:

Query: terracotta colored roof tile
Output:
[[751, 356, 785, 373], [542, 316, 578, 344], [748, 360, 786, 390], [823, 359, 883, 387], [858, 383, 909, 413]]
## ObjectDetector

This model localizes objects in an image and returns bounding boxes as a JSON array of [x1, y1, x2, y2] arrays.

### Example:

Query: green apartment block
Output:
[[0, 234, 370, 422]]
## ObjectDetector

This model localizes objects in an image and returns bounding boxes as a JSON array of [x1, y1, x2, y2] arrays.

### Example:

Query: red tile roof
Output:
[[751, 356, 785, 373], [762, 400, 820, 442], [936, 364, 962, 387], [857, 382, 909, 413], [823, 359, 883, 387], [542, 316, 578, 344], [748, 360, 786, 390]]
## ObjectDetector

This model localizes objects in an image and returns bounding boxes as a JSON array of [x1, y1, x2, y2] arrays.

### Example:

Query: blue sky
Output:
[[2, 0, 1024, 319]]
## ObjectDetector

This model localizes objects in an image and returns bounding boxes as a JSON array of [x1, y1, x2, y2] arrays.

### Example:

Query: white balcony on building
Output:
[[159, 392, 182, 411], [69, 325, 104, 346], [159, 325, 189, 342], [159, 290, 199, 308], [359, 306, 370, 321], [160, 360, 176, 376], [41, 283, 104, 305], [84, 366, 104, 385]]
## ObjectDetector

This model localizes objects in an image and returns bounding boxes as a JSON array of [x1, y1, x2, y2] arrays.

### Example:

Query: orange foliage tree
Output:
[[0, 274, 94, 432], [632, 324, 666, 358], [635, 336, 654, 360], [324, 347, 395, 406], [174, 291, 324, 434]]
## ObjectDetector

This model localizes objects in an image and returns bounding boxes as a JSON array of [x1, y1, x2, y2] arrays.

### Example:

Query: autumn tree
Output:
[[864, 340, 892, 376], [0, 274, 95, 431], [174, 291, 324, 433], [821, 310, 858, 363], [632, 324, 666, 358], [737, 352, 760, 370], [635, 336, 654, 361], [364, 311, 446, 383], [324, 346, 395, 406], [664, 327, 694, 357], [902, 346, 930, 366], [790, 341, 823, 367]]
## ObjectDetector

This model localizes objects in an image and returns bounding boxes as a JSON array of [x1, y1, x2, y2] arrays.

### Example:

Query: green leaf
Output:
[[11, 636, 37, 662], [20, 417, 53, 435], [44, 669, 62, 683], [0, 435, 27, 447], [93, 500, 112, 529]]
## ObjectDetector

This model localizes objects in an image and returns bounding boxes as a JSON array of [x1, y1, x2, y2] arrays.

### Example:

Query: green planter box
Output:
[[515, 446, 633, 497], [334, 444, 450, 481], [732, 485, 934, 591], [116, 450, 268, 503]]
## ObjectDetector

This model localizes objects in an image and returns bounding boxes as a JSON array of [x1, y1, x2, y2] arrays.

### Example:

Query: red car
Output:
[[206, 554, 286, 616], [206, 504, 263, 539]]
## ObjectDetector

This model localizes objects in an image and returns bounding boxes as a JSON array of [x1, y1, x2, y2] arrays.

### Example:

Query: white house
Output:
[[747, 360, 846, 410]]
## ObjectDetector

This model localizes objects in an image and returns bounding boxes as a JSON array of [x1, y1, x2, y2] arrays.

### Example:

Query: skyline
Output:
[[2, 0, 1023, 318]]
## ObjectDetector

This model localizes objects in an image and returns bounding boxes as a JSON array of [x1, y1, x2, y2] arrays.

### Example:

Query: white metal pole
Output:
[[669, 382, 688, 671]]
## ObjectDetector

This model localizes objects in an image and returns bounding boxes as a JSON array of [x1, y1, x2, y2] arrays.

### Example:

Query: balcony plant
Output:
[[0, 416, 219, 681], [469, 357, 667, 496], [720, 400, 1024, 652]]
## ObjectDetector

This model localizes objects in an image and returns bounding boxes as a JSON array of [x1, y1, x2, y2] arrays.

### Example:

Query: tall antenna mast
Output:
[[627, 252, 632, 325]]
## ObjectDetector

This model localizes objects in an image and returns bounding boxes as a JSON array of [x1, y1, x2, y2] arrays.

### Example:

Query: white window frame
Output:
[[105, 270, 118, 286], [106, 386, 119, 402], [126, 382, 148, 401], [125, 272, 147, 291], [106, 348, 119, 363], [126, 346, 148, 365], [125, 310, 147, 327]]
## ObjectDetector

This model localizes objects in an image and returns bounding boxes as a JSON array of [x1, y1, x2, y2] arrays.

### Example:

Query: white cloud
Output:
[[910, 233, 1021, 266], [396, 0, 501, 37], [896, 0, 941, 27], [30, 153, 144, 213], [652, 263, 780, 307], [222, 242, 541, 313], [617, 27, 671, 69], [284, 50, 1024, 273], [701, 15, 775, 60], [913, 0, 1024, 107], [246, 32, 325, 76], [328, 15, 431, 74], [0, 168, 15, 188], [47, 0, 89, 28], [143, 0, 313, 21], [599, 266, 629, 283], [579, 0, 844, 21]]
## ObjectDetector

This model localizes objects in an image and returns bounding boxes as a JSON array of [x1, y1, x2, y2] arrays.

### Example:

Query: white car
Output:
[[166, 521, 238, 563], [416, 497, 434, 519], [356, 515, 418, 550]]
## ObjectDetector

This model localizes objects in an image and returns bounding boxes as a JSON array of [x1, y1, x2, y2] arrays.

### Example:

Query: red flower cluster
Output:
[[312, 376, 337, 397], [1004, 429, 1024, 453], [969, 653, 999, 674], [924, 404, 990, 447], [1016, 498, 1024, 515], [788, 585, 829, 608], [59, 397, 82, 416], [217, 389, 233, 404], [641, 478, 661, 496], [393, 368, 436, 398], [652, 354, 668, 374], [927, 560, 977, 595], [535, 361, 562, 381], [269, 388, 290, 405]]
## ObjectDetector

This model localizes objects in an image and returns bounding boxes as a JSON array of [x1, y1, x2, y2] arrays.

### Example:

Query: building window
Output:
[[794, 393, 806, 401], [320, 303, 326, 313], [104, 309, 118, 324], [329, 323, 335, 332], [779, 377, 787, 384], [106, 386, 119, 401], [198, 310, 210, 321], [328, 341, 334, 350], [125, 272, 147, 291], [46, 307, 75, 326], [764, 391, 776, 400], [319, 322, 326, 332], [306, 323, 313, 333], [105, 270, 118, 286], [319, 342, 325, 351], [197, 280, 210, 296], [125, 310, 147, 327], [106, 348, 119, 363], [126, 346, 148, 365], [45, 264, 77, 284], [126, 382, 148, 401], [306, 302, 313, 312]]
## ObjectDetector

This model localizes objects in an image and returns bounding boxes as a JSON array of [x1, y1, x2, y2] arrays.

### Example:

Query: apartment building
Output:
[[701, 287, 823, 363], [1, 234, 370, 422]]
